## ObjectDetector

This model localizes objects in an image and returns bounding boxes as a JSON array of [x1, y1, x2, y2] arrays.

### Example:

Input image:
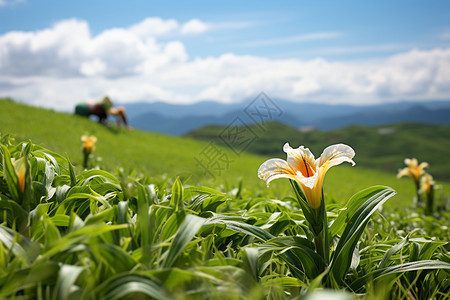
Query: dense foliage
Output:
[[0, 136, 449, 299]]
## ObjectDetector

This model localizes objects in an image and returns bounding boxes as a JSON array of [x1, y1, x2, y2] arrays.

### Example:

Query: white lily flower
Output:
[[258, 143, 355, 209]]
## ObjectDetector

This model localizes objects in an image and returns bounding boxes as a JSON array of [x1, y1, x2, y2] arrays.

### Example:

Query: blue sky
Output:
[[2, 0, 449, 59], [1, 0, 450, 110]]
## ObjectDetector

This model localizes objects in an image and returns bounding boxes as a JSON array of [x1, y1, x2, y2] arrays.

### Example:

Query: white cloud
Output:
[[0, 18, 188, 78], [180, 19, 209, 35], [80, 59, 106, 77], [128, 17, 209, 37], [128, 17, 179, 38], [1, 18, 450, 111]]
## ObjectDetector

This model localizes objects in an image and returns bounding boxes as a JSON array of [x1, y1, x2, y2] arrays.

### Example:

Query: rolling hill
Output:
[[186, 121, 450, 181]]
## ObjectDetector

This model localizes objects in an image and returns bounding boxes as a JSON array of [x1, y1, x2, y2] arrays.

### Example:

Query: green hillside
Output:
[[1, 99, 448, 209], [0, 98, 258, 184], [187, 121, 450, 181]]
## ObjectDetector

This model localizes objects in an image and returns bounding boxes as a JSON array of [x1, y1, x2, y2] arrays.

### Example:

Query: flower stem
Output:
[[313, 191, 329, 264], [314, 230, 325, 260], [414, 180, 421, 203], [425, 185, 434, 215], [322, 208, 330, 265], [83, 150, 89, 169]]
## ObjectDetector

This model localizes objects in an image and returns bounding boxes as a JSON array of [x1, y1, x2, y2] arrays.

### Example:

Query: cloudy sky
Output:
[[1, 0, 450, 111]]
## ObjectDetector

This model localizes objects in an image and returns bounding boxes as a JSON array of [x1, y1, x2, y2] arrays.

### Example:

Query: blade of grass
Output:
[[162, 214, 205, 268]]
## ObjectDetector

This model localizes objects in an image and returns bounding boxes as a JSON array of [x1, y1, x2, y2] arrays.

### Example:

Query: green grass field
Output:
[[1, 98, 449, 299], [1, 98, 448, 210]]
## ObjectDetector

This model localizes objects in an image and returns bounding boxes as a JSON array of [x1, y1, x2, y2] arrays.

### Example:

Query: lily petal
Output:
[[298, 171, 318, 189], [258, 158, 297, 186], [318, 144, 355, 170], [397, 167, 410, 179], [405, 158, 417, 167], [418, 162, 429, 169], [283, 143, 316, 177]]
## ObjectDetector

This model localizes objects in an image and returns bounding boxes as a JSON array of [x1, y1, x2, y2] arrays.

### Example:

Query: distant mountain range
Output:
[[121, 99, 450, 135]]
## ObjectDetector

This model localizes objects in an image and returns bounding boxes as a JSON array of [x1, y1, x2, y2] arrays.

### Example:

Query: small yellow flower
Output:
[[397, 158, 428, 184], [81, 135, 97, 153], [419, 173, 434, 195], [258, 143, 355, 209]]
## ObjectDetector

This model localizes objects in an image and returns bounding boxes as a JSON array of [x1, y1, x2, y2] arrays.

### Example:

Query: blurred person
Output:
[[75, 96, 132, 130]]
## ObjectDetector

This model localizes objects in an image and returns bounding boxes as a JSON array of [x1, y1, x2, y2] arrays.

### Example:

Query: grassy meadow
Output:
[[0, 98, 449, 299]]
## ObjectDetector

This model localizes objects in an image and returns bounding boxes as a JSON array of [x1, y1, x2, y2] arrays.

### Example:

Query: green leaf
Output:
[[76, 169, 120, 186], [50, 214, 71, 227], [65, 153, 77, 187], [329, 185, 393, 238], [160, 211, 186, 242], [30, 156, 55, 196], [0, 225, 41, 264], [170, 177, 184, 212], [184, 185, 225, 198], [35, 150, 61, 175], [410, 241, 420, 262], [243, 247, 259, 282], [84, 207, 116, 225], [307, 267, 329, 291], [42, 214, 62, 247], [56, 192, 112, 216], [330, 186, 396, 284], [89, 182, 121, 196], [89, 243, 138, 273], [259, 236, 325, 280], [95, 274, 171, 300], [189, 194, 228, 213], [417, 239, 448, 260], [260, 275, 306, 289], [1, 145, 20, 203], [19, 140, 32, 157], [378, 235, 410, 269], [115, 200, 131, 243], [214, 219, 274, 242], [68, 211, 85, 233], [52, 264, 84, 300], [135, 183, 155, 267], [117, 201, 128, 225], [136, 184, 151, 247], [0, 262, 59, 297], [40, 224, 128, 259], [162, 214, 205, 268], [0, 199, 28, 232], [149, 267, 223, 291], [54, 184, 70, 202], [350, 260, 450, 291]]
